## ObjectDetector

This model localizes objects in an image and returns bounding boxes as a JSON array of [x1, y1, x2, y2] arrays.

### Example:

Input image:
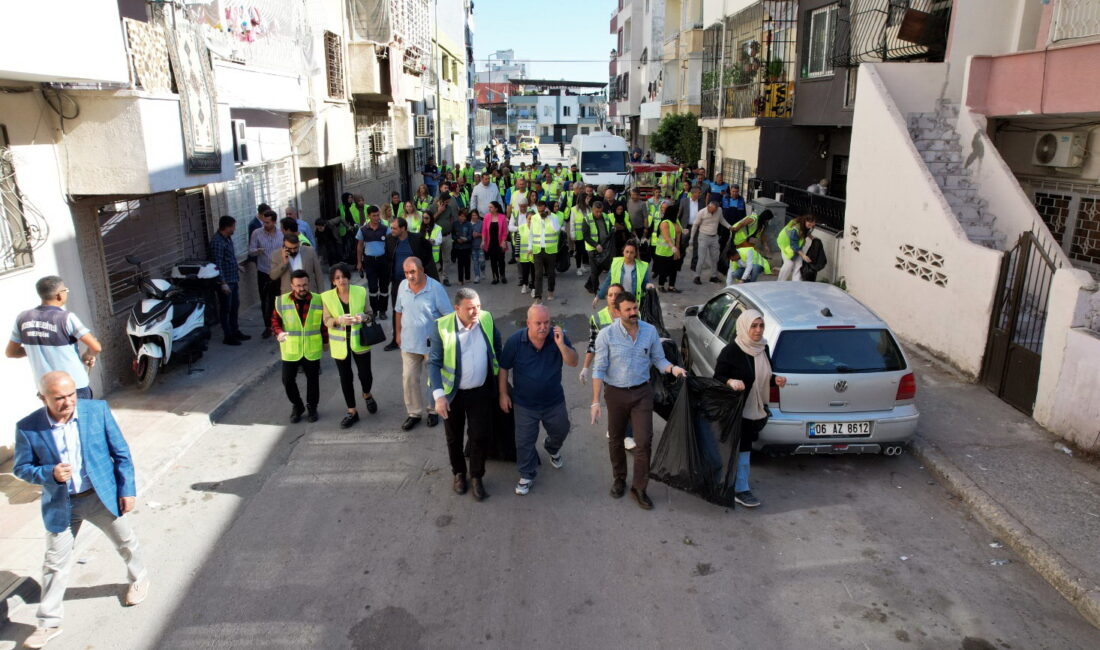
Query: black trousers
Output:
[[257, 270, 275, 328], [335, 351, 373, 409], [532, 252, 556, 298], [654, 255, 679, 288], [519, 261, 533, 287], [282, 358, 320, 410], [363, 255, 390, 315], [455, 248, 472, 282], [443, 380, 493, 478], [574, 243, 588, 268], [488, 245, 507, 280]]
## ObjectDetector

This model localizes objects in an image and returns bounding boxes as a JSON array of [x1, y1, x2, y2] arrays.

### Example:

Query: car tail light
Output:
[[896, 373, 916, 401], [769, 385, 780, 406]]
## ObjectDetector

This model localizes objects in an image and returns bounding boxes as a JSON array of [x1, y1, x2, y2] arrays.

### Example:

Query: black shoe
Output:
[[443, 278, 451, 287], [491, 278, 499, 285], [364, 395, 378, 414], [610, 478, 626, 499], [453, 473, 468, 495], [234, 332, 252, 341], [306, 408, 319, 423], [500, 277, 508, 284], [290, 405, 304, 423], [222, 337, 242, 346], [340, 412, 359, 428], [734, 490, 761, 508], [262, 328, 273, 339], [630, 487, 654, 510], [709, 276, 721, 283], [377, 312, 388, 321], [470, 477, 488, 501], [384, 340, 399, 352], [401, 416, 421, 431], [427, 413, 439, 427], [693, 277, 702, 285], [508, 259, 517, 265]]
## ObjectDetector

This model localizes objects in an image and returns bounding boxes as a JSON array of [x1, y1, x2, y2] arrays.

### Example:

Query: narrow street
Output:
[[3, 153, 1097, 648]]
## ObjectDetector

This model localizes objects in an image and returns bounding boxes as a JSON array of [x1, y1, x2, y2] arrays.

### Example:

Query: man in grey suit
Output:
[[679, 185, 707, 273], [270, 232, 326, 295]]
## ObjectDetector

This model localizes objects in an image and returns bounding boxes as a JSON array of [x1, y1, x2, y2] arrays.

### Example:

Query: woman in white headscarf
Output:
[[713, 309, 787, 508]]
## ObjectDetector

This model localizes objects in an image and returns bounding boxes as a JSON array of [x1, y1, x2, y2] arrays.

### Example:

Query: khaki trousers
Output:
[[401, 351, 436, 418]]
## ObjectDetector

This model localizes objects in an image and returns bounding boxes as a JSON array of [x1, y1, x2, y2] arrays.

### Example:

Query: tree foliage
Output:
[[650, 113, 702, 166]]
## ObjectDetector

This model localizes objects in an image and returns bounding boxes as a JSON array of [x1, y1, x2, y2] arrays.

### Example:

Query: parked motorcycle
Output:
[[124, 256, 220, 390]]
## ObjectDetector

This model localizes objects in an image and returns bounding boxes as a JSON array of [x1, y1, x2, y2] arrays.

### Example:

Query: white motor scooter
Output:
[[124, 256, 219, 390]]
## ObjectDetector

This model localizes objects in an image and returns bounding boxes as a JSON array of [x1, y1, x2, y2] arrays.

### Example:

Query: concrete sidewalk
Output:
[[906, 345, 1100, 629], [0, 306, 281, 623]]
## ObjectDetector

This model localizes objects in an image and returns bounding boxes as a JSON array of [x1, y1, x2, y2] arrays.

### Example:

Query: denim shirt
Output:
[[592, 319, 672, 388]]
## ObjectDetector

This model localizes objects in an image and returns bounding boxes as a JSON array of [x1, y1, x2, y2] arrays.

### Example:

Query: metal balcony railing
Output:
[[749, 179, 846, 234], [1051, 0, 1100, 42]]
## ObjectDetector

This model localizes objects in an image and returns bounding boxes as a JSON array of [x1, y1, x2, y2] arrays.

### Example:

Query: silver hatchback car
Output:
[[681, 282, 919, 455]]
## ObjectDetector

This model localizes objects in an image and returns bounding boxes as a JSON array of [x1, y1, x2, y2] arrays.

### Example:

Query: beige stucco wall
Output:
[[843, 63, 1002, 378]]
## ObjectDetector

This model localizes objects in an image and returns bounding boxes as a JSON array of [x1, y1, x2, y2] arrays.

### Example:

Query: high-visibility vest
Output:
[[461, 167, 474, 184], [337, 204, 361, 237], [732, 213, 762, 247], [561, 191, 576, 214], [610, 257, 648, 298], [647, 203, 660, 245], [735, 246, 772, 275], [777, 219, 802, 261], [459, 187, 470, 207], [570, 206, 587, 239], [517, 222, 533, 262], [416, 197, 432, 212], [277, 292, 323, 361], [435, 311, 497, 399], [407, 215, 423, 234], [529, 214, 559, 255], [320, 285, 370, 358], [589, 307, 613, 331], [428, 224, 443, 263], [297, 232, 312, 247], [583, 212, 614, 252], [543, 180, 560, 201], [654, 219, 682, 257]]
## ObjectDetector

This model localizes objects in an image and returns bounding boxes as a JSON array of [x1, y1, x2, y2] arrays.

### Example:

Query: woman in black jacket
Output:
[[713, 309, 787, 508]]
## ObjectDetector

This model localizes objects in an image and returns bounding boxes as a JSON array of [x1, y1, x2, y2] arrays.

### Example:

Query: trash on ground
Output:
[[989, 559, 1010, 566]]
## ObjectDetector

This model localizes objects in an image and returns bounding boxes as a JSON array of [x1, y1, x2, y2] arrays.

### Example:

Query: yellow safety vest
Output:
[[571, 206, 587, 239], [733, 213, 761, 247], [518, 222, 533, 263], [654, 219, 682, 257], [435, 311, 498, 398], [589, 307, 613, 331], [776, 219, 802, 261], [407, 215, 423, 235], [337, 204, 361, 237], [584, 212, 615, 252], [277, 292, 324, 361], [416, 197, 432, 212], [320, 285, 370, 358], [610, 257, 648, 298], [735, 246, 772, 275], [529, 214, 559, 255], [428, 224, 443, 263]]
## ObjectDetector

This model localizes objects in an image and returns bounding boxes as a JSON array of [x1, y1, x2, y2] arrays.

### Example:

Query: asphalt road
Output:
[[4, 262, 1099, 650]]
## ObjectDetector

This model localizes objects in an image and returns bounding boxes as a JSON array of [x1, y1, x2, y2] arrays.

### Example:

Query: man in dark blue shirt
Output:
[[209, 216, 250, 346], [498, 304, 578, 496]]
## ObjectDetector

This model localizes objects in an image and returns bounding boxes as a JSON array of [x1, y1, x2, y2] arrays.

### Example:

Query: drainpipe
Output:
[[713, 11, 727, 170], [434, 0, 443, 162]]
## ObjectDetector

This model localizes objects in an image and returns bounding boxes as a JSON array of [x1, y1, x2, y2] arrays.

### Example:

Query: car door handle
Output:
[[829, 401, 848, 407]]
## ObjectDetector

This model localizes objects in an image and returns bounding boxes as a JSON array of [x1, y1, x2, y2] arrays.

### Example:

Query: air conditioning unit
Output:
[[369, 131, 386, 154], [1032, 131, 1087, 168], [466, 88, 476, 101], [231, 119, 248, 163], [415, 115, 430, 138]]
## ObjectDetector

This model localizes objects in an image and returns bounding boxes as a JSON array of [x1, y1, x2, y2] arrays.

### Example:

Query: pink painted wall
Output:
[[966, 42, 1100, 116]]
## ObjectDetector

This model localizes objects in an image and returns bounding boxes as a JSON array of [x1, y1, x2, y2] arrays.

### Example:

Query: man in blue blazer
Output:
[[429, 288, 501, 501], [13, 371, 149, 649]]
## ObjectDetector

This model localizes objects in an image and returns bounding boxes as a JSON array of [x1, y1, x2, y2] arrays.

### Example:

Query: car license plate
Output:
[[808, 421, 872, 437]]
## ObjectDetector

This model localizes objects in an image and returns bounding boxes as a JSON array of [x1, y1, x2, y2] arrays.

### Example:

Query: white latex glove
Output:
[[579, 367, 590, 385], [276, 332, 288, 343]]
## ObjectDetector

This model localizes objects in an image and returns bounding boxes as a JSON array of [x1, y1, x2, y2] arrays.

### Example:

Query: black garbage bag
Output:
[[650, 377, 747, 508], [640, 287, 669, 339], [800, 237, 828, 281], [650, 339, 683, 421], [556, 232, 571, 273]]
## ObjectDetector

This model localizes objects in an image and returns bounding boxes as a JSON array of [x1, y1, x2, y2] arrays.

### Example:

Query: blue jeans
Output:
[[734, 451, 751, 492], [696, 417, 751, 492], [514, 401, 571, 480], [218, 281, 240, 338], [471, 247, 484, 279], [76, 386, 93, 400]]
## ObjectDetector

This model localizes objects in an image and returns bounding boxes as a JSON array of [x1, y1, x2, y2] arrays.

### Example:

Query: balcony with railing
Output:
[[829, 0, 950, 68], [749, 178, 846, 234], [1051, 0, 1100, 43]]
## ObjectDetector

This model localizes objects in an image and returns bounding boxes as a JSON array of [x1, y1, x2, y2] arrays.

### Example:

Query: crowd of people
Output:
[[5, 147, 822, 647]]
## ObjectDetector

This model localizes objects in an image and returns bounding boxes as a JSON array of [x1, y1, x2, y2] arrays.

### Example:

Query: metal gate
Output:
[[981, 232, 1059, 414]]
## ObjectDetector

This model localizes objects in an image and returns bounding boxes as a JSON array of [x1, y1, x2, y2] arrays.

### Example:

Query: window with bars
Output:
[[721, 158, 746, 191], [1032, 185, 1100, 269], [221, 159, 295, 256], [98, 194, 184, 314], [324, 31, 346, 100], [0, 145, 34, 276], [805, 4, 839, 78]]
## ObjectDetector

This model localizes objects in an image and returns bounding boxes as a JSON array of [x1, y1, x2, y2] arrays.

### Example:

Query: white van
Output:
[[570, 132, 630, 189]]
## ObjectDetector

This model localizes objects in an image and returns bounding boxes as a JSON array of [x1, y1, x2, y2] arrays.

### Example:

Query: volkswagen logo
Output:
[[834, 380, 848, 393]]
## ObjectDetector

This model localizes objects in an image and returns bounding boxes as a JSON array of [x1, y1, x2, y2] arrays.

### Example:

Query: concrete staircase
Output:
[[907, 100, 1006, 250]]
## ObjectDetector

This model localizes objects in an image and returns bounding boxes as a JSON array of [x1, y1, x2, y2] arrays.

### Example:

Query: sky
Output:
[[471, 0, 614, 83]]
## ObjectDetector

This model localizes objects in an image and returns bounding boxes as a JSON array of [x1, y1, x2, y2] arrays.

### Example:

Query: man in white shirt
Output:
[[469, 173, 502, 215], [691, 200, 731, 284]]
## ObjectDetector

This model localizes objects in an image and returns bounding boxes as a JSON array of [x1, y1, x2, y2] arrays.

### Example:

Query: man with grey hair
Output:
[[428, 287, 501, 501], [498, 304, 578, 495], [394, 256, 452, 431], [285, 205, 314, 247], [14, 371, 148, 648], [690, 200, 730, 284], [8, 276, 101, 399]]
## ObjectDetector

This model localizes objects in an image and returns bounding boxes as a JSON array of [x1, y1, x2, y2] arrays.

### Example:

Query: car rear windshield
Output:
[[581, 151, 628, 173], [771, 329, 906, 374]]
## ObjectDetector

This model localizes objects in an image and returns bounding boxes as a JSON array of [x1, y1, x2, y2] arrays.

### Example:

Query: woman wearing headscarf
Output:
[[713, 310, 787, 508]]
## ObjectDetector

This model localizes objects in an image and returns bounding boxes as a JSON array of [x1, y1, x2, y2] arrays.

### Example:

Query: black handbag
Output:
[[359, 318, 387, 347]]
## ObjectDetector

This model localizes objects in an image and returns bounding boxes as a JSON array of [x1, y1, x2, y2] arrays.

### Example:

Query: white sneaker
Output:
[[605, 430, 610, 439], [125, 577, 150, 606], [474, 277, 480, 284], [547, 292, 554, 301], [520, 285, 527, 294], [624, 436, 637, 451], [548, 451, 563, 469], [576, 268, 584, 276], [515, 478, 533, 495], [24, 627, 62, 649]]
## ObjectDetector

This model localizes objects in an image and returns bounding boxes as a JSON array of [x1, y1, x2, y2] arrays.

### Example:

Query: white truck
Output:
[[570, 132, 630, 190]]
